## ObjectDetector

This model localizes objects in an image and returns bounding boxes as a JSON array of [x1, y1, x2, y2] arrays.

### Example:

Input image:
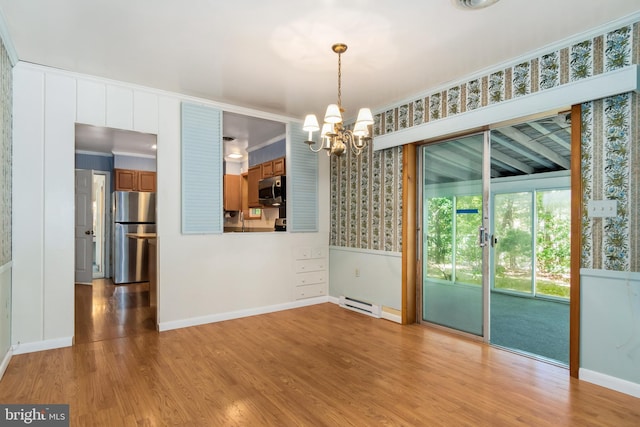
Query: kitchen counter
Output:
[[223, 227, 275, 233]]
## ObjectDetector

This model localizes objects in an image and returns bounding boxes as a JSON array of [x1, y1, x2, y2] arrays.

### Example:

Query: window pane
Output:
[[455, 195, 482, 285], [494, 192, 532, 294], [536, 190, 571, 298], [425, 197, 453, 281]]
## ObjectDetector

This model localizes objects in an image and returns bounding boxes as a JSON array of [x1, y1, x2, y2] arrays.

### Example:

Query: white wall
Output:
[[0, 262, 11, 376], [580, 269, 640, 398], [114, 154, 156, 171], [329, 247, 402, 310], [156, 96, 330, 328], [11, 62, 330, 351], [12, 67, 76, 353]]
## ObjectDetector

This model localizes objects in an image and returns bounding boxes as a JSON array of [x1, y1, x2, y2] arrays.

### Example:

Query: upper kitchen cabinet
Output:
[[273, 157, 285, 176], [247, 165, 262, 208], [261, 156, 285, 178], [76, 79, 159, 134], [115, 168, 156, 192]]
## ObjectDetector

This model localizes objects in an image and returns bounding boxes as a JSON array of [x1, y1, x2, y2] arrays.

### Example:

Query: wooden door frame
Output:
[[401, 144, 417, 324], [402, 105, 582, 378], [569, 103, 582, 378]]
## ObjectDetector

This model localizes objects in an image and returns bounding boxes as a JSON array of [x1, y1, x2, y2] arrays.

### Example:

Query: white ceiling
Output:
[[3, 0, 640, 156]]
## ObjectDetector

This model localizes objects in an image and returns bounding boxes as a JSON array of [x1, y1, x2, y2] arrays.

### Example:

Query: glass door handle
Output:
[[478, 226, 487, 247], [491, 235, 498, 247]]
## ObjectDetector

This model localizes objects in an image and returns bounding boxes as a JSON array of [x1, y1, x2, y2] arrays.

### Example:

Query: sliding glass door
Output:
[[421, 133, 488, 336], [419, 114, 572, 364]]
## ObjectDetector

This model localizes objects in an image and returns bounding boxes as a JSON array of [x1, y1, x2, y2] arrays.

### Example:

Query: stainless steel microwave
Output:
[[258, 176, 285, 206]]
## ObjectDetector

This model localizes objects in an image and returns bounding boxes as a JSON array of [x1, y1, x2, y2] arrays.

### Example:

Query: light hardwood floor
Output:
[[74, 279, 155, 344], [1, 303, 638, 426]]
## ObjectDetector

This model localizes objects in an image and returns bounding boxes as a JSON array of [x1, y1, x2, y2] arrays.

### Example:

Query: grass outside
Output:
[[427, 264, 570, 299], [495, 276, 570, 298]]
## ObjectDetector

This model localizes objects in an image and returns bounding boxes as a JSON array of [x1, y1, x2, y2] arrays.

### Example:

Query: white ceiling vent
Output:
[[454, 0, 500, 9]]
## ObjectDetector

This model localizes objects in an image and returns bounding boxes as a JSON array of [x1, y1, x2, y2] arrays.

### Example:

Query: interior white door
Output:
[[75, 169, 93, 284]]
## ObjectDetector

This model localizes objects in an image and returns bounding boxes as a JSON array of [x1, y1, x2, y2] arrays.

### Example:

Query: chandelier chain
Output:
[[337, 51, 342, 109]]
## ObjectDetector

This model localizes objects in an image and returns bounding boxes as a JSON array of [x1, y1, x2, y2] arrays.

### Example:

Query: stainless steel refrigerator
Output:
[[113, 191, 156, 284]]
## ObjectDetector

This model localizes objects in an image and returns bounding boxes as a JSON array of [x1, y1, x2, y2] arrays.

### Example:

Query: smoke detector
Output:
[[454, 0, 500, 9]]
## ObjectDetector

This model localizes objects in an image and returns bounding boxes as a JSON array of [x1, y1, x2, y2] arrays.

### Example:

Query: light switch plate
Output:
[[587, 199, 617, 218]]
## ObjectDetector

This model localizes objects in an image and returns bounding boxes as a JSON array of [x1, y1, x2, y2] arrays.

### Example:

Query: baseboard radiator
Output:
[[339, 296, 381, 318]]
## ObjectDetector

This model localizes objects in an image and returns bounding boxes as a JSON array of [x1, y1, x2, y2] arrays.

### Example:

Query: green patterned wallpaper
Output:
[[332, 20, 640, 272], [0, 36, 11, 266], [581, 94, 640, 271], [330, 144, 403, 252]]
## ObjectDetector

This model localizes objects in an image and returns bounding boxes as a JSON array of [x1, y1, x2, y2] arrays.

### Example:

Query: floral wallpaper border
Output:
[[0, 37, 11, 266], [374, 23, 636, 136]]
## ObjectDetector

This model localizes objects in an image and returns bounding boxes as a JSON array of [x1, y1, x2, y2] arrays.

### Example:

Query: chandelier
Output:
[[303, 43, 373, 157]]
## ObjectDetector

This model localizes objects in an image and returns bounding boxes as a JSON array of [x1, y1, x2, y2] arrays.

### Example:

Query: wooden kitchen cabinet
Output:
[[115, 169, 136, 191], [241, 173, 262, 219], [247, 165, 262, 207], [261, 161, 274, 178], [260, 157, 286, 178], [273, 157, 285, 176], [223, 174, 242, 211], [138, 171, 156, 192], [114, 168, 156, 192]]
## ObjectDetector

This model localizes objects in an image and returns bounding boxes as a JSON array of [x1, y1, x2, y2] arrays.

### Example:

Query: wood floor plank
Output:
[[1, 303, 639, 426], [74, 280, 155, 345]]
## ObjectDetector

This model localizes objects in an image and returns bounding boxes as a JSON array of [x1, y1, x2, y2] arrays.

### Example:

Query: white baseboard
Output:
[[381, 311, 402, 324], [580, 368, 640, 398], [158, 296, 330, 332], [0, 348, 13, 380], [11, 337, 73, 355], [329, 296, 402, 323]]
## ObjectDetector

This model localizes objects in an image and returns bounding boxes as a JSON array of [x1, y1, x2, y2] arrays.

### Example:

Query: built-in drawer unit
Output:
[[295, 270, 326, 287], [294, 247, 327, 300], [294, 283, 326, 299], [294, 259, 326, 274]]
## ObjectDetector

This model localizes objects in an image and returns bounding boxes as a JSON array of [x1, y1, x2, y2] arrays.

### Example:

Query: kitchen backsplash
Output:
[[224, 207, 281, 230]]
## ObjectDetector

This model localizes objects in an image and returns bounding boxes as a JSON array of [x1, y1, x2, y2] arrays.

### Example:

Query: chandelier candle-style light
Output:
[[303, 43, 373, 157]]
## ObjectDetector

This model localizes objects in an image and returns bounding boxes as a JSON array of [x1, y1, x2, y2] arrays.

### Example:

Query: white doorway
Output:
[[75, 169, 111, 283], [75, 169, 93, 284], [92, 171, 111, 279]]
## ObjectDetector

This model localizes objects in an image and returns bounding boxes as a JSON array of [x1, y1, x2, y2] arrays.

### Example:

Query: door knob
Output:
[[85, 230, 93, 235]]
